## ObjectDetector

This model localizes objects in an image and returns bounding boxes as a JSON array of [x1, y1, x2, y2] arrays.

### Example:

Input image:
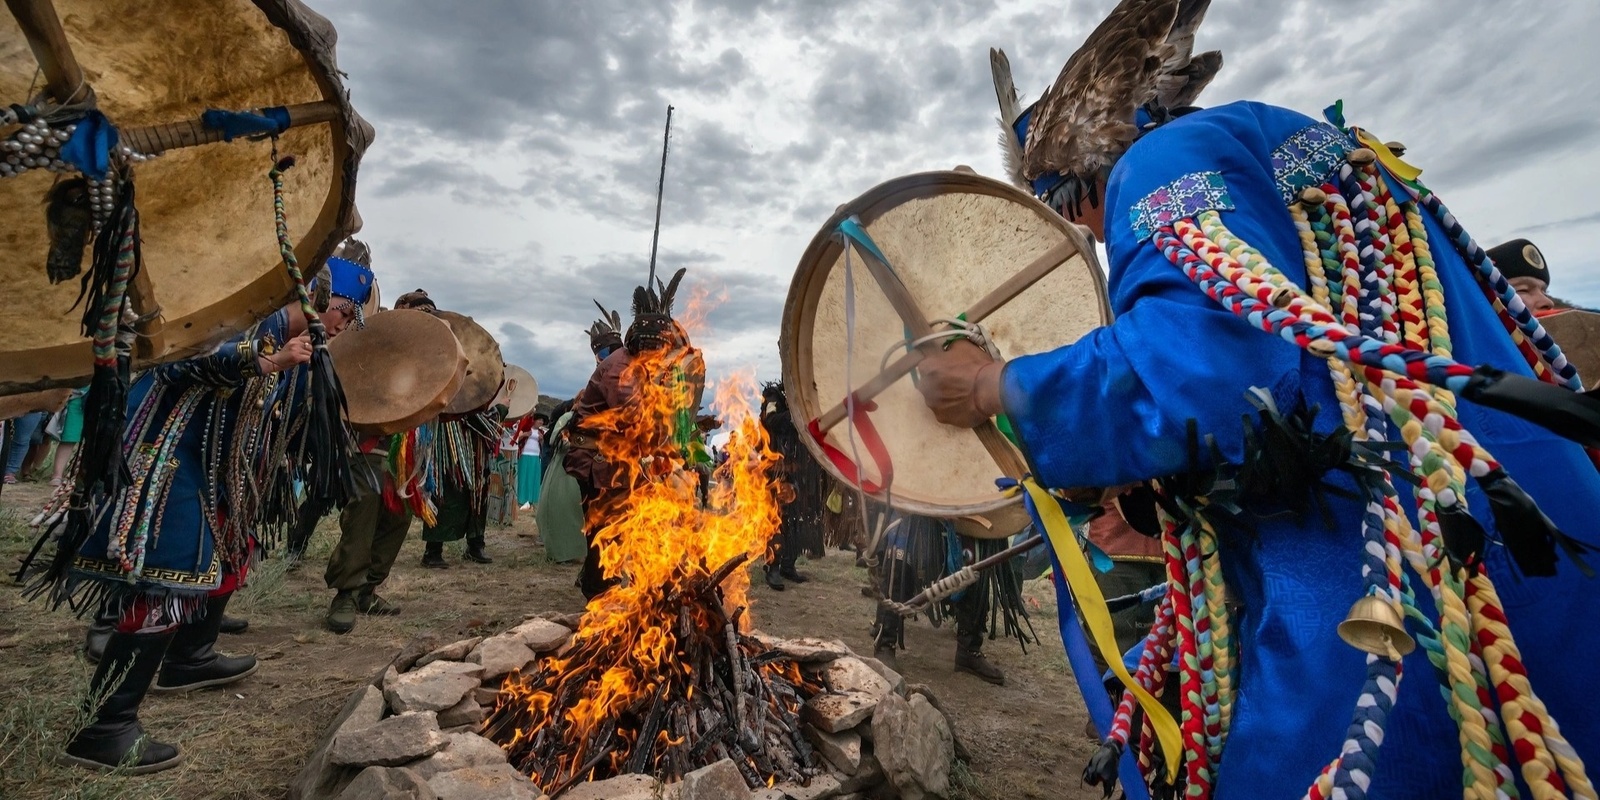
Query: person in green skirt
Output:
[[48, 388, 85, 486]]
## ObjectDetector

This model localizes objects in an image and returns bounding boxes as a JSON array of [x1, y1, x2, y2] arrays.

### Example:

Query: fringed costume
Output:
[[760, 381, 828, 590], [421, 408, 505, 564], [987, 2, 1600, 797]]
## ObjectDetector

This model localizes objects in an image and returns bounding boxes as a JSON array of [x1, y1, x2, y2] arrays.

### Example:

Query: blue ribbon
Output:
[[1024, 485, 1152, 800], [200, 106, 291, 142], [58, 110, 119, 181]]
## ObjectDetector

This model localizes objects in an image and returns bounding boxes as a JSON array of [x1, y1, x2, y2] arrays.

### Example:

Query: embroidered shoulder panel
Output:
[[1271, 122, 1348, 204], [1130, 171, 1235, 243]]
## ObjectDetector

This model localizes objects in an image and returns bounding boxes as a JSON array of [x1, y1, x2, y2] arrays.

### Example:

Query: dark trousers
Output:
[[873, 559, 988, 653], [575, 476, 622, 599], [287, 493, 334, 558], [422, 480, 486, 544], [324, 454, 412, 592]]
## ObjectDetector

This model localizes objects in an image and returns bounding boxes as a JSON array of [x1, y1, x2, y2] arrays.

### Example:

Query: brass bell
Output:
[[1307, 339, 1339, 359], [1384, 140, 1407, 157], [1337, 595, 1416, 660], [1347, 147, 1378, 167], [1270, 287, 1297, 309], [1297, 186, 1328, 207]]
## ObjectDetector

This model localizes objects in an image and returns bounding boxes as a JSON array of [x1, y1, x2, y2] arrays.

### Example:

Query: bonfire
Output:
[[484, 346, 822, 795]]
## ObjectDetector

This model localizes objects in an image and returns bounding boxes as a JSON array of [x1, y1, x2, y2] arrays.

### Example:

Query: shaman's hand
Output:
[[916, 340, 1005, 428], [258, 333, 313, 375]]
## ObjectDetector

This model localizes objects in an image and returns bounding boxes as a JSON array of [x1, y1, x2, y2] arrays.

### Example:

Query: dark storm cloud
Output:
[[371, 159, 516, 206]]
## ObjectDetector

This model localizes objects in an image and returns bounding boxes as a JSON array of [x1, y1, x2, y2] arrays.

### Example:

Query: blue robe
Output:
[[71, 310, 293, 605], [1003, 101, 1600, 798]]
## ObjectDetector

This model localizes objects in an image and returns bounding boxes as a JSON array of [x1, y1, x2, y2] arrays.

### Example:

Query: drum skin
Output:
[[780, 170, 1111, 538], [501, 364, 540, 421], [436, 311, 505, 416], [0, 0, 371, 395], [327, 309, 465, 436], [1541, 310, 1600, 389]]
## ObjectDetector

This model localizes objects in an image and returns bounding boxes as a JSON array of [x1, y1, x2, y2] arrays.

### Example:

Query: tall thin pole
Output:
[[647, 104, 674, 287]]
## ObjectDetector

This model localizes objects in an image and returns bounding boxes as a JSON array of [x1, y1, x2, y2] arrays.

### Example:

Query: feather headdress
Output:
[[1011, 0, 1221, 187], [632, 267, 687, 319]]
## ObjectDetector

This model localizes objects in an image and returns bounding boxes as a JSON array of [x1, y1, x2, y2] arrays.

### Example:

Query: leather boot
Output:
[[873, 643, 900, 672], [954, 647, 1006, 686], [421, 541, 450, 569], [218, 615, 248, 634], [464, 538, 493, 564], [153, 594, 258, 693], [326, 589, 358, 634], [59, 630, 183, 774], [778, 565, 809, 584], [764, 565, 785, 591], [82, 608, 117, 665]]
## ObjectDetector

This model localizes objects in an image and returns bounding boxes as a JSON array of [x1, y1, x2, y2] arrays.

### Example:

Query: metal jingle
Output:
[[1307, 339, 1339, 359], [1298, 186, 1328, 207], [1337, 594, 1417, 659], [1270, 288, 1297, 309], [1384, 141, 1406, 156], [1347, 147, 1378, 167]]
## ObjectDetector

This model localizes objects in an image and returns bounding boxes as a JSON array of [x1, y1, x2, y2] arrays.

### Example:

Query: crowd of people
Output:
[[4, 0, 1600, 796]]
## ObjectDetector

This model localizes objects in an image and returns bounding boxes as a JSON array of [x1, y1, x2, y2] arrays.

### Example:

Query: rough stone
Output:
[[418, 637, 484, 668], [381, 665, 402, 691], [837, 751, 883, 794], [821, 658, 892, 699], [473, 687, 501, 706], [438, 695, 486, 729], [507, 618, 572, 652], [387, 661, 484, 714], [560, 773, 664, 800], [428, 763, 540, 800], [774, 773, 842, 800], [469, 634, 538, 680], [337, 766, 438, 800], [680, 758, 751, 800], [752, 634, 850, 663], [871, 693, 952, 800], [854, 656, 905, 696], [290, 684, 390, 800], [804, 726, 861, 773], [407, 732, 511, 780], [331, 711, 448, 768], [393, 635, 445, 674], [802, 691, 878, 733]]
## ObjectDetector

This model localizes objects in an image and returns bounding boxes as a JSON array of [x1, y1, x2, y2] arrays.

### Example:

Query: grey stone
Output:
[[802, 691, 878, 733], [331, 711, 448, 768], [820, 658, 891, 700], [291, 684, 391, 800], [752, 790, 786, 800], [751, 634, 850, 663], [469, 634, 538, 680], [393, 635, 444, 674], [337, 766, 438, 800], [854, 656, 906, 697], [775, 773, 842, 800], [428, 763, 540, 800], [418, 637, 485, 668], [804, 726, 861, 773], [837, 752, 883, 794], [407, 732, 510, 780], [438, 695, 486, 729], [387, 661, 484, 714], [680, 758, 751, 800], [381, 665, 402, 691], [559, 773, 664, 800], [871, 694, 952, 800], [473, 687, 502, 706], [507, 618, 572, 653]]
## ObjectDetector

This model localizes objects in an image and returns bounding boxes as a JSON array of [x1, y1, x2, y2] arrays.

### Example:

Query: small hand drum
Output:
[[501, 364, 540, 421], [436, 310, 506, 416], [327, 309, 465, 436], [780, 170, 1110, 538]]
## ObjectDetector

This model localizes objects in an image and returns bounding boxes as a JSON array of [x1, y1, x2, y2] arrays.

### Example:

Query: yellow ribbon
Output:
[[1024, 477, 1182, 780], [1352, 128, 1423, 184]]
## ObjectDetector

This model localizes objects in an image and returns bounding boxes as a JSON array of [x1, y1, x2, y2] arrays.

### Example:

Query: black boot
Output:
[[779, 565, 809, 584], [954, 648, 1006, 686], [464, 538, 493, 564], [764, 565, 785, 591], [60, 630, 183, 774], [83, 608, 117, 665], [218, 616, 248, 635], [421, 541, 450, 569], [153, 594, 258, 693]]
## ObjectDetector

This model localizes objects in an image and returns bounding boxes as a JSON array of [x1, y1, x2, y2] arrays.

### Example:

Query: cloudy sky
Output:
[[317, 0, 1600, 398]]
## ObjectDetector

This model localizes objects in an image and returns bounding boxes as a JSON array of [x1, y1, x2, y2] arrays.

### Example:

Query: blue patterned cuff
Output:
[[1129, 171, 1235, 243], [1271, 122, 1348, 205]]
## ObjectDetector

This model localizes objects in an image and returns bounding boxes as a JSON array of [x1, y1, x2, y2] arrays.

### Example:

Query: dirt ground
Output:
[[0, 478, 1103, 800]]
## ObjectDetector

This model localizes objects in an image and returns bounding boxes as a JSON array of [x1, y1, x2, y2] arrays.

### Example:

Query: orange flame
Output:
[[495, 341, 786, 786]]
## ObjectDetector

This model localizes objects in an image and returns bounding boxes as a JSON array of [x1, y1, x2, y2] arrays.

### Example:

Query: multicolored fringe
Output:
[[1145, 136, 1594, 798], [386, 425, 439, 526]]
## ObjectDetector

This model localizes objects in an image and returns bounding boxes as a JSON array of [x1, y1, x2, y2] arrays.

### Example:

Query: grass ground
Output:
[[0, 479, 1102, 799]]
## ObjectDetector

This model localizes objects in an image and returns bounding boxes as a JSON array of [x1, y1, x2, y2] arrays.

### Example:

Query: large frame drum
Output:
[[781, 170, 1110, 537]]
